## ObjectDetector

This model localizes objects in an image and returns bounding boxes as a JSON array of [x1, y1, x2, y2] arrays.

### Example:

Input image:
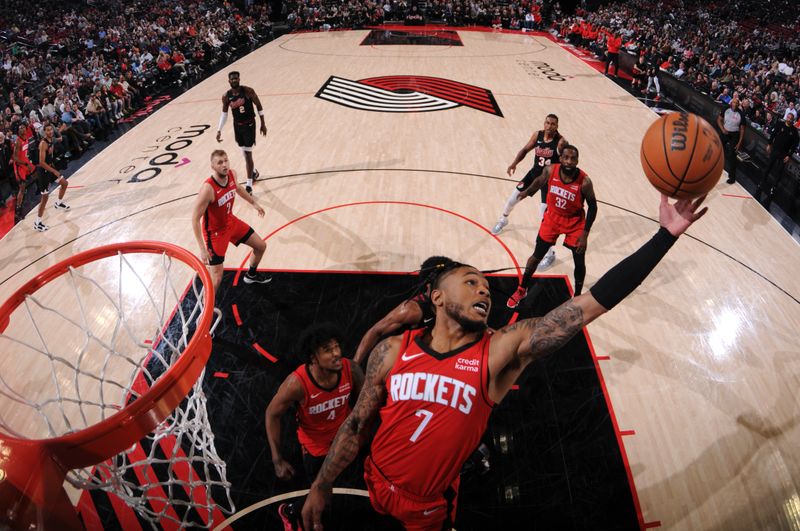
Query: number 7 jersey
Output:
[[370, 328, 494, 498]]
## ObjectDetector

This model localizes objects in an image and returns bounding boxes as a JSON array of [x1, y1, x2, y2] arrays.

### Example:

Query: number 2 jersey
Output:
[[293, 360, 354, 457], [370, 328, 494, 498], [225, 87, 256, 126]]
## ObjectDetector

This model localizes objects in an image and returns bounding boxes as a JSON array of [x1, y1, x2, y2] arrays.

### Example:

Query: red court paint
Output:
[[90, 464, 144, 531], [582, 315, 649, 530], [76, 490, 104, 531], [595, 355, 611, 361], [511, 385, 520, 390], [232, 304, 243, 326], [156, 436, 227, 527], [214, 372, 229, 379], [645, 521, 662, 528], [620, 430, 637, 436], [127, 444, 182, 530], [234, 200, 523, 286], [253, 342, 277, 362]]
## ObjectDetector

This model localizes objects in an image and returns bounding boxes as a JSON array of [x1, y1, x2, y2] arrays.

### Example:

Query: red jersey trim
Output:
[[479, 341, 494, 408]]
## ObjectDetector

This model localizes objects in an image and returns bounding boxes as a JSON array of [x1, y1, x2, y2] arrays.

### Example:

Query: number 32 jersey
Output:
[[545, 163, 587, 218], [370, 328, 494, 498]]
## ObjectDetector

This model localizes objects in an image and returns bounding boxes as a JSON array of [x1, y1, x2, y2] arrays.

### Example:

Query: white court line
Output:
[[213, 487, 370, 529]]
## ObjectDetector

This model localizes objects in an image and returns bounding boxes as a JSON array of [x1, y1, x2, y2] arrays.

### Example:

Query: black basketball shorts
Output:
[[233, 121, 256, 149]]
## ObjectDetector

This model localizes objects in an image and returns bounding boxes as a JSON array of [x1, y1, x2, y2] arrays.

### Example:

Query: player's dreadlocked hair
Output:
[[415, 256, 458, 297], [297, 322, 343, 364]]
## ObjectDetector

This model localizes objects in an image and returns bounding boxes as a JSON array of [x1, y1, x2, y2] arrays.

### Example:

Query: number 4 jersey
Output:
[[294, 360, 354, 457], [370, 328, 494, 498]]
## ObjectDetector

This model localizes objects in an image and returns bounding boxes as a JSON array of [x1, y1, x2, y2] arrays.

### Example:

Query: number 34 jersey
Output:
[[370, 328, 494, 498]]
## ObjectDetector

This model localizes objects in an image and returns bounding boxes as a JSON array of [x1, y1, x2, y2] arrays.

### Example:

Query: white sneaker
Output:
[[537, 248, 556, 271], [491, 217, 508, 235], [33, 220, 49, 232], [54, 201, 70, 211]]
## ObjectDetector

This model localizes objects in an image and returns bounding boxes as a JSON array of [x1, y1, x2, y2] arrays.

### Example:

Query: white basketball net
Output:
[[0, 249, 234, 528]]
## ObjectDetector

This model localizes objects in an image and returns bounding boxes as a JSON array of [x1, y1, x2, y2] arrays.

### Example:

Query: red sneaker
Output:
[[278, 503, 297, 531], [506, 286, 528, 308]]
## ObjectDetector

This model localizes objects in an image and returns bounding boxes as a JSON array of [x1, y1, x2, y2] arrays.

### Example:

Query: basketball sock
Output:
[[247, 265, 257, 276], [246, 178, 253, 188], [520, 271, 535, 289], [502, 189, 521, 218], [35, 216, 42, 223], [574, 280, 583, 296]]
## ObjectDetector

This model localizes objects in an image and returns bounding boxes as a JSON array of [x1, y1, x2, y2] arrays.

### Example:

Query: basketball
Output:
[[640, 112, 724, 199]]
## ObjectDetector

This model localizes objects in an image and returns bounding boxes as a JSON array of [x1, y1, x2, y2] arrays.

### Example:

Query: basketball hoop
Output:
[[0, 241, 233, 529]]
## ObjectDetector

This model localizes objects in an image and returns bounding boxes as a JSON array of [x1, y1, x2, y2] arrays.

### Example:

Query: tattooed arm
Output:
[[353, 300, 423, 366], [301, 336, 400, 531], [488, 294, 605, 402]]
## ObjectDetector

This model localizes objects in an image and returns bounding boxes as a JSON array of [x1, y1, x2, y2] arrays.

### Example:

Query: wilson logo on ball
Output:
[[315, 75, 503, 116], [641, 112, 723, 199], [670, 112, 690, 151]]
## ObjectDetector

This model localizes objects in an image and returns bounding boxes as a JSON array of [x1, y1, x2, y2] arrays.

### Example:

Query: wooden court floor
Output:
[[1, 28, 799, 530]]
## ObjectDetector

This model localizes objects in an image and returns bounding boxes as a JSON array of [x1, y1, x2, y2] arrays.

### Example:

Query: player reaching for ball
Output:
[[507, 144, 596, 308], [302, 193, 707, 531]]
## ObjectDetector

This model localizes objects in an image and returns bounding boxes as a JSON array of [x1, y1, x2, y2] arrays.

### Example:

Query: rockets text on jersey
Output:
[[293, 361, 354, 457], [369, 329, 494, 498], [545, 163, 586, 217]]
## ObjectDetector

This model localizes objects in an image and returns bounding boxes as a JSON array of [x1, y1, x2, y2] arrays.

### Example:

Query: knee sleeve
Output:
[[502, 188, 522, 216]]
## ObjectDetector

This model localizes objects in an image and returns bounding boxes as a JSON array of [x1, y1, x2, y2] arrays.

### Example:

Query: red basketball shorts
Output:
[[203, 216, 253, 265], [14, 163, 34, 182], [364, 457, 459, 531], [538, 211, 585, 248]]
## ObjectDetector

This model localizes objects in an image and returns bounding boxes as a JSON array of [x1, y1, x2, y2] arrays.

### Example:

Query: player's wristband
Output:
[[258, 110, 265, 117], [217, 112, 227, 131], [590, 227, 677, 310]]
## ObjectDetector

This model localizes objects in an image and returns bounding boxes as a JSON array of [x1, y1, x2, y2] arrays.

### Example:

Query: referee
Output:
[[716, 96, 745, 184], [755, 114, 799, 206]]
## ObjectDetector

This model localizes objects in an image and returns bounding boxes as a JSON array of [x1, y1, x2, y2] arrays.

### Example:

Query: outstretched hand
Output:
[[659, 194, 708, 237]]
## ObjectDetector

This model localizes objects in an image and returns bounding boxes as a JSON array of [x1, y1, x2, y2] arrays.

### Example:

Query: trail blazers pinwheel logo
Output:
[[316, 75, 503, 116]]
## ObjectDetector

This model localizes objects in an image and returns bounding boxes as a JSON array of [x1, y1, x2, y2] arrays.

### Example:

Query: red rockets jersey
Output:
[[545, 163, 587, 218], [293, 360, 353, 457], [203, 170, 237, 233], [370, 328, 494, 498]]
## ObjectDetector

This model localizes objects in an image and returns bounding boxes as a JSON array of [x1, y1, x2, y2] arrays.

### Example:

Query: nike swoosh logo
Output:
[[423, 507, 441, 515], [401, 352, 426, 362], [311, 392, 322, 398]]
